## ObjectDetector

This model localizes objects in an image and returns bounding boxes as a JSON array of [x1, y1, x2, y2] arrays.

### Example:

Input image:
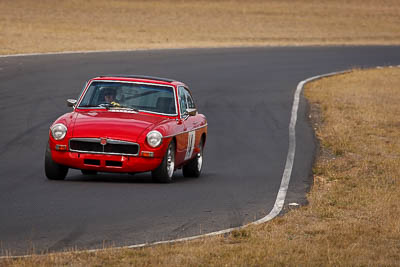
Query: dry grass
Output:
[[1, 0, 400, 55], [2, 67, 400, 266]]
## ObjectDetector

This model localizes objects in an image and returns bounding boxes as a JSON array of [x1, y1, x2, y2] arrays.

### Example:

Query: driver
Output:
[[102, 87, 117, 104]]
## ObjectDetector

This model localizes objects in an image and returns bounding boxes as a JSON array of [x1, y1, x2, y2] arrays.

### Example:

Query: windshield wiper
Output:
[[78, 104, 101, 108], [98, 103, 139, 112], [98, 103, 114, 109]]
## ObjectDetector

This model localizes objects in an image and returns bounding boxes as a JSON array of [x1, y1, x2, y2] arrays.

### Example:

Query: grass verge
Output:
[[1, 0, 400, 55], [2, 67, 400, 266]]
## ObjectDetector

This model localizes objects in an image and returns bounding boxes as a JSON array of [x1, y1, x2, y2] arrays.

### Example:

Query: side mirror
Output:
[[186, 108, 197, 116], [67, 99, 77, 107]]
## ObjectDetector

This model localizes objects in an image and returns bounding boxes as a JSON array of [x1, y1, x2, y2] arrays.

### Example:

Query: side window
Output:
[[185, 90, 195, 109], [178, 86, 187, 115]]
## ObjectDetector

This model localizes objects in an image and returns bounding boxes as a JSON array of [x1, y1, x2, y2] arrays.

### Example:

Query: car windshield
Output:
[[78, 81, 177, 115]]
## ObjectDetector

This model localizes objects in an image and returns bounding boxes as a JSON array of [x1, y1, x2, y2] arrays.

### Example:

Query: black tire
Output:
[[81, 170, 98, 175], [182, 139, 204, 178], [152, 141, 175, 183], [45, 144, 68, 180]]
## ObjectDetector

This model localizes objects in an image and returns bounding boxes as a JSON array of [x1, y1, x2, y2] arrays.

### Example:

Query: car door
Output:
[[174, 86, 189, 164], [177, 86, 200, 163]]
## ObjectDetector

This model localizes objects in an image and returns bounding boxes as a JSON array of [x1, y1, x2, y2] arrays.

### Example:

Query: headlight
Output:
[[146, 130, 163, 148], [51, 123, 67, 140]]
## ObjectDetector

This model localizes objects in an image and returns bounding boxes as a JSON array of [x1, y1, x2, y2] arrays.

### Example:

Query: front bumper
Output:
[[51, 149, 163, 173]]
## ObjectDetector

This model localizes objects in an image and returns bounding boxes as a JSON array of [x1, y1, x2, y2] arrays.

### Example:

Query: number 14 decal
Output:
[[184, 131, 196, 160]]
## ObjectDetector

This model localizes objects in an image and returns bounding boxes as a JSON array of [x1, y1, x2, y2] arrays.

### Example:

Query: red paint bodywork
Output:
[[48, 76, 207, 174]]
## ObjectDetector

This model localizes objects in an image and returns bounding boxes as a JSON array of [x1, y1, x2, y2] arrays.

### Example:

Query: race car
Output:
[[45, 75, 207, 183]]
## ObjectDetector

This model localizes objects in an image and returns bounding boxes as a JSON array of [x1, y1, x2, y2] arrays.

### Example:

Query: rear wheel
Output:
[[45, 144, 68, 180], [182, 139, 204, 178], [152, 141, 175, 183], [81, 170, 98, 175]]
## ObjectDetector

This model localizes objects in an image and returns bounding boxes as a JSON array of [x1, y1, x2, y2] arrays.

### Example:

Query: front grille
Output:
[[69, 138, 139, 156], [71, 141, 103, 153]]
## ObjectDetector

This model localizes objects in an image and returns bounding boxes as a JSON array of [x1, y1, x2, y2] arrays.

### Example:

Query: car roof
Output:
[[96, 75, 177, 83]]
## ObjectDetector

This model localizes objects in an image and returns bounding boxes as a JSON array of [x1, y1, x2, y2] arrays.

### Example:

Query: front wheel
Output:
[[182, 139, 204, 178], [45, 144, 68, 180], [152, 141, 175, 183]]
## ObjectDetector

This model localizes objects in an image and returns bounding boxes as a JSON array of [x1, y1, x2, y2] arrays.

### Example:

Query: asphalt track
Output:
[[1, 46, 400, 255]]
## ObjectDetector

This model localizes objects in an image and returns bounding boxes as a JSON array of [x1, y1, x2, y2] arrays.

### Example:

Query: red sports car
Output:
[[45, 75, 207, 183]]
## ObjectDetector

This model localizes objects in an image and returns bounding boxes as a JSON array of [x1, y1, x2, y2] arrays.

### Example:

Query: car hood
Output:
[[71, 110, 168, 142]]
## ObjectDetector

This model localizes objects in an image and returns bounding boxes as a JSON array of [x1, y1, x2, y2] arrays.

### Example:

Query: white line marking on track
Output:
[[100, 70, 352, 250], [0, 45, 258, 58]]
